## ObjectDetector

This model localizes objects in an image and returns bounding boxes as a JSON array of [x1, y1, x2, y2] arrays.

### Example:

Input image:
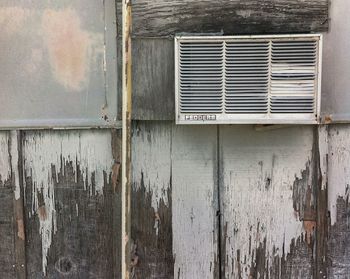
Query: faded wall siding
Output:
[[131, 122, 219, 278], [220, 126, 316, 278], [22, 130, 121, 278], [327, 125, 350, 277]]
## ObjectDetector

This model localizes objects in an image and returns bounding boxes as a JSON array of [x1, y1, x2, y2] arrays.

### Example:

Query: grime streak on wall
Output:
[[23, 130, 114, 274]]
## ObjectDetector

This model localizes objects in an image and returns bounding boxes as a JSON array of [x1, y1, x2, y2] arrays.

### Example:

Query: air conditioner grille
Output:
[[179, 42, 224, 113], [225, 41, 269, 114], [176, 35, 321, 124]]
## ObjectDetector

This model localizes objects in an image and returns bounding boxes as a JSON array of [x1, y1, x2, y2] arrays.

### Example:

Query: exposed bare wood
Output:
[[131, 121, 173, 278], [22, 130, 119, 278], [132, 39, 174, 120], [327, 125, 350, 277], [0, 132, 16, 279], [9, 131, 26, 279], [130, 0, 328, 37]]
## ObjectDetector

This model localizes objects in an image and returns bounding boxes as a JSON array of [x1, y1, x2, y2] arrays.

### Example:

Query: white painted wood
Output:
[[172, 125, 219, 278], [0, 132, 10, 184], [328, 125, 350, 225], [132, 122, 172, 210], [220, 125, 314, 278]]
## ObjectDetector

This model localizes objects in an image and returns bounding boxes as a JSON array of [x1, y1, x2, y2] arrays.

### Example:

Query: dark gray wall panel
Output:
[[132, 39, 174, 120]]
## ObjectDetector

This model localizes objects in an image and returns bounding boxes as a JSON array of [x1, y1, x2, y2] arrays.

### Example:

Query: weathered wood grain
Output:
[[131, 0, 328, 37], [131, 121, 174, 278], [327, 125, 350, 278], [132, 39, 174, 120], [172, 124, 219, 278], [23, 130, 120, 278], [0, 131, 27, 279], [0, 132, 17, 279], [9, 131, 26, 279], [219, 125, 315, 278]]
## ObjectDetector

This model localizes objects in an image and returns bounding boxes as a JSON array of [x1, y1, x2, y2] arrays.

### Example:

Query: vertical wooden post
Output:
[[122, 0, 132, 278]]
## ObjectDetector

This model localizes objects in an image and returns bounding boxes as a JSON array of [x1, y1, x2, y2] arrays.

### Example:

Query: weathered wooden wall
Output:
[[6, 0, 350, 278], [0, 130, 122, 278]]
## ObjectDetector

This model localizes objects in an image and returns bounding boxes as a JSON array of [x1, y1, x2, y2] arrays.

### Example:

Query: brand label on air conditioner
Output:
[[185, 115, 217, 121]]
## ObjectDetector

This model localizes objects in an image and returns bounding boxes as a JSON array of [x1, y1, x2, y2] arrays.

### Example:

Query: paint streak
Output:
[[42, 9, 91, 91], [0, 133, 10, 184], [0, 7, 30, 35], [24, 130, 114, 274]]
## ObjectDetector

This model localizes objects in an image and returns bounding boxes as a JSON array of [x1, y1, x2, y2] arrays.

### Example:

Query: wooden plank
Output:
[[327, 125, 350, 277], [0, 131, 17, 279], [130, 0, 328, 37], [219, 125, 316, 278], [9, 131, 26, 279], [132, 39, 174, 120], [172, 124, 219, 278], [23, 130, 120, 278], [131, 121, 174, 278]]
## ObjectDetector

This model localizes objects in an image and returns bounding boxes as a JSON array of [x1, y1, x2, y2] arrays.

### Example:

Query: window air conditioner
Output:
[[175, 34, 322, 124]]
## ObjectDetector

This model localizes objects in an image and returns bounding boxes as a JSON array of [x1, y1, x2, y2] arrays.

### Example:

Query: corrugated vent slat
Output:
[[225, 42, 269, 114], [179, 42, 223, 113], [271, 40, 317, 113]]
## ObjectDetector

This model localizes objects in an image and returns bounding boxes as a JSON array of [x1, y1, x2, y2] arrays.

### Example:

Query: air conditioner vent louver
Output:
[[175, 35, 322, 124]]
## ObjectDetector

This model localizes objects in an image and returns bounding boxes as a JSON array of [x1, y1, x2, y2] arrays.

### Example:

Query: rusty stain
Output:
[[324, 115, 333, 124], [38, 205, 47, 221], [42, 9, 91, 91], [303, 220, 316, 245], [17, 219, 25, 240], [0, 7, 30, 35]]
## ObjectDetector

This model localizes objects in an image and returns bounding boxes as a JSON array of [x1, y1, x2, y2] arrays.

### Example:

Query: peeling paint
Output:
[[0, 132, 10, 184], [9, 131, 21, 200], [23, 130, 114, 274], [132, 122, 171, 210], [221, 126, 314, 278], [328, 126, 350, 225]]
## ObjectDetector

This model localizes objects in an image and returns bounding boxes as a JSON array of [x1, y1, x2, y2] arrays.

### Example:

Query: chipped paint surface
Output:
[[172, 125, 218, 279], [23, 130, 114, 274], [328, 125, 350, 225], [220, 126, 314, 277], [0, 132, 10, 184], [132, 122, 171, 210]]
